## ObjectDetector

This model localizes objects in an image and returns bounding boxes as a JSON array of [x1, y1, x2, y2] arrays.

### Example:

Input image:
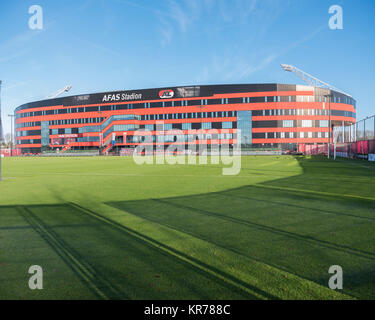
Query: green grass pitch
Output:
[[0, 155, 374, 300]]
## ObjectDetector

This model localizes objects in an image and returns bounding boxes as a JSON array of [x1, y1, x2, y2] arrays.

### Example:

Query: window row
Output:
[[142, 111, 237, 121], [254, 120, 334, 128], [16, 93, 356, 119], [144, 121, 234, 131], [253, 132, 330, 139], [252, 109, 355, 118], [17, 139, 41, 145], [130, 133, 235, 143]]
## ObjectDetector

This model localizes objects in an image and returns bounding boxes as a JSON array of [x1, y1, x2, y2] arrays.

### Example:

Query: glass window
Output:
[[237, 111, 252, 145], [283, 120, 294, 128], [41, 121, 50, 147], [320, 120, 329, 127], [182, 123, 192, 130], [202, 122, 211, 129], [222, 122, 232, 129], [302, 120, 313, 127]]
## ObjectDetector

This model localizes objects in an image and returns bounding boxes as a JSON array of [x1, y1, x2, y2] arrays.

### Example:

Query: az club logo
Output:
[[159, 89, 174, 99]]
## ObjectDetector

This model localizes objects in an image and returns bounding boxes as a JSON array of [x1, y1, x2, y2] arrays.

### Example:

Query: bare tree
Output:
[[4, 133, 12, 148]]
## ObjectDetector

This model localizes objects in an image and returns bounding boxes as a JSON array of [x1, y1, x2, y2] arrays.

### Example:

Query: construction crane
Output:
[[45, 85, 72, 99], [281, 64, 351, 97]]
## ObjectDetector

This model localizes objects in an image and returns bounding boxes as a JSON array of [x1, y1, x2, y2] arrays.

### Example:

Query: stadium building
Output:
[[14, 84, 356, 155]]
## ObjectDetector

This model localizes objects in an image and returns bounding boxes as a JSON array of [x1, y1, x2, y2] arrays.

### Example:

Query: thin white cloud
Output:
[[196, 22, 327, 84], [2, 80, 29, 92], [154, 0, 284, 46]]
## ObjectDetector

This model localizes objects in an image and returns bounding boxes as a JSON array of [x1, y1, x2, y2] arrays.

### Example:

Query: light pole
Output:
[[0, 80, 2, 181], [197, 105, 206, 153], [324, 94, 332, 159], [8, 114, 15, 157]]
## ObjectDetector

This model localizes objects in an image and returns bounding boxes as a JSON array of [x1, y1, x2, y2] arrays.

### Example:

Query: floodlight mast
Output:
[[280, 64, 352, 97], [45, 85, 72, 99]]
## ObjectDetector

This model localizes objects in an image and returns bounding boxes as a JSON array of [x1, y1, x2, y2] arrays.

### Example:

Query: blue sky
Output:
[[1, 0, 374, 135]]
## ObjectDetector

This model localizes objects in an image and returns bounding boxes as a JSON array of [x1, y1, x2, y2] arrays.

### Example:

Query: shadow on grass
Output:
[[104, 156, 375, 299], [1, 203, 265, 300], [2, 156, 375, 299]]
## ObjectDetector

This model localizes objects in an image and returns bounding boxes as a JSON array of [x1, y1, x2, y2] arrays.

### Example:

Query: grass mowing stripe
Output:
[[68, 202, 276, 300], [257, 184, 375, 202], [2, 156, 373, 299], [153, 198, 375, 262], [17, 206, 125, 300], [100, 201, 354, 300], [221, 189, 375, 222]]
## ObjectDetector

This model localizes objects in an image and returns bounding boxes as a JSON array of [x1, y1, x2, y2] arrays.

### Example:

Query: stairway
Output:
[[101, 143, 113, 155], [62, 144, 71, 152]]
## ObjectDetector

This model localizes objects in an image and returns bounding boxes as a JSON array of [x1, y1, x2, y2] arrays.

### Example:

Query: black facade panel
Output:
[[15, 84, 280, 111], [187, 100, 201, 106], [212, 122, 221, 129], [277, 84, 296, 92], [86, 106, 99, 112], [228, 97, 242, 104], [207, 98, 222, 105], [172, 123, 182, 129], [252, 133, 265, 139], [133, 103, 144, 109], [252, 120, 278, 128], [251, 97, 265, 103]]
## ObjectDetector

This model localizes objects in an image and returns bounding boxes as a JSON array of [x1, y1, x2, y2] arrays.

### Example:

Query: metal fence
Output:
[[331, 114, 375, 161], [334, 115, 375, 143]]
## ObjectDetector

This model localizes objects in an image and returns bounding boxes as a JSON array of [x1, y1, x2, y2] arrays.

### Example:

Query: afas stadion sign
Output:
[[102, 92, 142, 102], [159, 89, 174, 99], [101, 89, 174, 102]]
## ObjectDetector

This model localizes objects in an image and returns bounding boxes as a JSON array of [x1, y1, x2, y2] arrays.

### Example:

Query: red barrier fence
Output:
[[299, 139, 375, 161], [0, 148, 22, 157]]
